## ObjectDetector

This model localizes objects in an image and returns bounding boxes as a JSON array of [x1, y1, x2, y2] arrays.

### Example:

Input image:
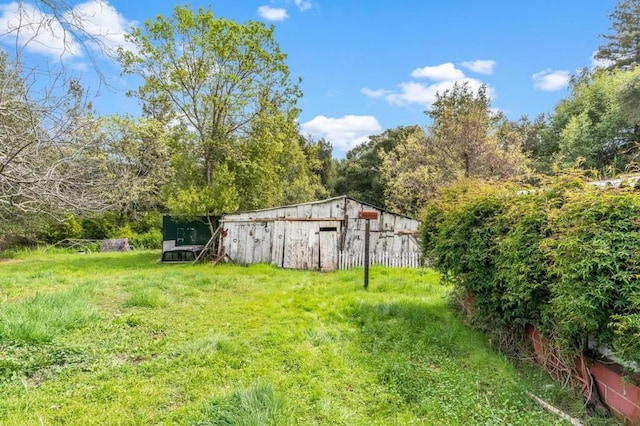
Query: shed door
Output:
[[319, 228, 338, 272], [251, 223, 271, 264], [282, 222, 308, 269]]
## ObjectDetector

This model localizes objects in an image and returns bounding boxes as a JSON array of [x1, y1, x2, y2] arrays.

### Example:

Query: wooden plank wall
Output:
[[220, 196, 422, 271], [338, 250, 422, 270]]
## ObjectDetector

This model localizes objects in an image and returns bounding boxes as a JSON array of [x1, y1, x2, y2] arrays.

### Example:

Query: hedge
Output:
[[421, 176, 640, 364]]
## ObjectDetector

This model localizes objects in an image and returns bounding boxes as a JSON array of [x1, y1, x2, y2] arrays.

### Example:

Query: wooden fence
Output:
[[338, 251, 422, 270]]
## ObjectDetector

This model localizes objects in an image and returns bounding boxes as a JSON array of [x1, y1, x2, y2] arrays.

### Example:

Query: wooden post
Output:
[[364, 218, 370, 289], [358, 210, 379, 290]]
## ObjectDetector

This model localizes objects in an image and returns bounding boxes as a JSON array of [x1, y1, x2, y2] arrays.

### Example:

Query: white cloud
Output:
[[294, 0, 313, 11], [0, 2, 81, 59], [411, 62, 465, 81], [384, 78, 493, 107], [257, 5, 288, 21], [461, 59, 496, 75], [360, 87, 390, 98], [64, 1, 137, 55], [532, 69, 571, 91], [363, 61, 495, 109], [300, 114, 382, 154], [0, 0, 135, 60]]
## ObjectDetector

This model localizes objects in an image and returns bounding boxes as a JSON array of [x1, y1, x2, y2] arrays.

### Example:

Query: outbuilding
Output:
[[218, 195, 421, 272]]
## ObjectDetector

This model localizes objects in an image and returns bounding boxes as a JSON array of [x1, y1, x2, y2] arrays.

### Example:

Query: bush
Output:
[[81, 213, 120, 240], [130, 211, 162, 234], [41, 216, 83, 244], [129, 229, 162, 250], [422, 175, 640, 364]]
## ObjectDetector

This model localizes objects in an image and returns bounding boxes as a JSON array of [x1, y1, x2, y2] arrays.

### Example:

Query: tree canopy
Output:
[[596, 0, 640, 70], [335, 126, 417, 208], [380, 83, 528, 216], [0, 53, 120, 227], [541, 68, 640, 171], [119, 5, 307, 218]]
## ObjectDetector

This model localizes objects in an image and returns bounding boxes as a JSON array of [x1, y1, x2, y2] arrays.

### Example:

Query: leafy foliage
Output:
[[546, 69, 640, 171], [381, 83, 528, 216], [336, 126, 418, 208], [119, 5, 310, 217], [422, 176, 640, 364], [596, 0, 640, 70]]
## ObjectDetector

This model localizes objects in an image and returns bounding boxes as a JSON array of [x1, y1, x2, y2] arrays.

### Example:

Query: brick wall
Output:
[[527, 325, 640, 425], [591, 360, 640, 424]]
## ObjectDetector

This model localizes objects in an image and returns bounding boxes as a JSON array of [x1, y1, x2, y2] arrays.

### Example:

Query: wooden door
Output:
[[282, 222, 308, 269], [319, 228, 338, 272]]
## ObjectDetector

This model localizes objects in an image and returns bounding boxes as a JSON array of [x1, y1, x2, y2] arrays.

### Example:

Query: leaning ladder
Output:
[[192, 225, 223, 264]]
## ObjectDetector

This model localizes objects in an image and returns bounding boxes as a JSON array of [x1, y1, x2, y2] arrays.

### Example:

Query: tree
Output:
[[0, 0, 137, 85], [596, 0, 640, 70], [616, 69, 640, 143], [101, 115, 172, 220], [516, 114, 558, 174], [381, 83, 528, 216], [118, 5, 304, 223], [379, 127, 434, 215], [546, 68, 640, 171], [299, 135, 338, 198], [0, 52, 120, 229], [335, 126, 419, 208], [427, 83, 526, 179]]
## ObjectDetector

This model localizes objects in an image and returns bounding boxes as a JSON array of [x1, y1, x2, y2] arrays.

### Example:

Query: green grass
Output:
[[0, 251, 616, 425]]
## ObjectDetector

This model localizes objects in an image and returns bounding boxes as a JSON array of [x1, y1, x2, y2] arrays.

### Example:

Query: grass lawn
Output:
[[0, 250, 611, 425]]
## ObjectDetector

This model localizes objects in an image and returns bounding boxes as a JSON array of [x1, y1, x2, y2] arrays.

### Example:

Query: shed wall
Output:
[[220, 197, 420, 271]]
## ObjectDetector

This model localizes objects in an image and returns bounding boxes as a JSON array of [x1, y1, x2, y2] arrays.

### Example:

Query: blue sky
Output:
[[0, 0, 617, 157]]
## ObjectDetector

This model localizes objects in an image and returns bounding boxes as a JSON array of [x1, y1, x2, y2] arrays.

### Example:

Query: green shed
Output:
[[162, 216, 212, 252]]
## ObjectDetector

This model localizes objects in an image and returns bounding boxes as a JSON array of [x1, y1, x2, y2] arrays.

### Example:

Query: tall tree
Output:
[[101, 115, 172, 220], [547, 68, 640, 171], [299, 135, 338, 198], [517, 114, 557, 174], [616, 70, 640, 149], [426, 83, 525, 179], [379, 127, 433, 215], [0, 52, 120, 228], [118, 5, 303, 222], [381, 83, 528, 216], [596, 0, 640, 70], [335, 126, 419, 208]]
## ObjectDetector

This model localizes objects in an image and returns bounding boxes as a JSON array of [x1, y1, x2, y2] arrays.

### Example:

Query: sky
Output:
[[0, 0, 618, 157]]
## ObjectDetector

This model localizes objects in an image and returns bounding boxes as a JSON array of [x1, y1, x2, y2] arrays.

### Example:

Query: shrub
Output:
[[41, 216, 83, 244], [130, 211, 162, 234], [129, 229, 162, 250], [82, 212, 120, 240], [421, 175, 640, 364]]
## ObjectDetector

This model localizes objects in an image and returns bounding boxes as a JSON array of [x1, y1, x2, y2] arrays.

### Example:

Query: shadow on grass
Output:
[[348, 298, 470, 358], [346, 299, 540, 423]]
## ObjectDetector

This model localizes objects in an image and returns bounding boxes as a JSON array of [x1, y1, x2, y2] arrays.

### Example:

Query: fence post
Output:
[[358, 210, 379, 290]]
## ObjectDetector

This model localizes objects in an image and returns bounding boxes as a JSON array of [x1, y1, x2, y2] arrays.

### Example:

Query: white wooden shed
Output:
[[219, 196, 421, 271]]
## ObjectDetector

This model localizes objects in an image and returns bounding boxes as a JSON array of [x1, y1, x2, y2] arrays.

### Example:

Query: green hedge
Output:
[[421, 177, 640, 363]]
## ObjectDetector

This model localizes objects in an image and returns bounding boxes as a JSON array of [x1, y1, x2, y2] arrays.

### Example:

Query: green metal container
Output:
[[162, 216, 212, 247]]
